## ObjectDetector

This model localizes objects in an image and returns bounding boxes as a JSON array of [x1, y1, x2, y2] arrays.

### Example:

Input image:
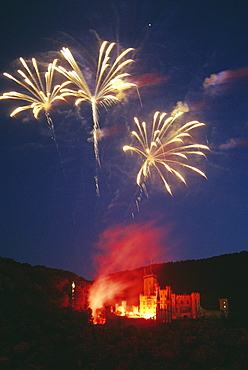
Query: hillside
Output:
[[0, 257, 91, 369], [154, 251, 248, 312], [1, 253, 248, 369], [0, 256, 90, 309], [1, 251, 247, 314]]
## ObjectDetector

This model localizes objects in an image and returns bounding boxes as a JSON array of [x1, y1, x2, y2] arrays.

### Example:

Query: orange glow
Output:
[[143, 313, 156, 320], [87, 259, 203, 323], [88, 275, 129, 323]]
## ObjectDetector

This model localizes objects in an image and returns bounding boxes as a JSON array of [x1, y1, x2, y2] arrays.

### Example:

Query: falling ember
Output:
[[123, 110, 210, 195]]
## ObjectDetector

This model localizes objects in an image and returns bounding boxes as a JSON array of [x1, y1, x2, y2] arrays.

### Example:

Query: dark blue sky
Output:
[[0, 0, 248, 280]]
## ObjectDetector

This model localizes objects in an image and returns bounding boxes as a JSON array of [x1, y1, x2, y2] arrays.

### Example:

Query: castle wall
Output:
[[139, 294, 157, 318]]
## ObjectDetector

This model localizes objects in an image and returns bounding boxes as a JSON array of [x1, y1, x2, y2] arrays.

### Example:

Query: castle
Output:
[[139, 272, 201, 322], [72, 271, 228, 323], [113, 272, 201, 323]]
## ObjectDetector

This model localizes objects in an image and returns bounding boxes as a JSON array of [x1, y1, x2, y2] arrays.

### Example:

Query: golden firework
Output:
[[0, 58, 70, 122], [56, 41, 136, 165], [123, 111, 209, 195]]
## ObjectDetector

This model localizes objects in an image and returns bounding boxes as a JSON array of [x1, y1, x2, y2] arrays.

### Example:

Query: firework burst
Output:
[[123, 111, 210, 195], [0, 58, 70, 135], [56, 41, 136, 166]]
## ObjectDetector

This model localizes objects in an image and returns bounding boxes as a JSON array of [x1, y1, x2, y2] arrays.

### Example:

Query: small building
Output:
[[219, 298, 229, 317]]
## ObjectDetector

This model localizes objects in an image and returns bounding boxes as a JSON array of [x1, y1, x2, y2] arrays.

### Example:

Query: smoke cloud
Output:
[[171, 101, 189, 116], [88, 221, 171, 318], [203, 66, 248, 95], [219, 137, 248, 150], [94, 221, 167, 276]]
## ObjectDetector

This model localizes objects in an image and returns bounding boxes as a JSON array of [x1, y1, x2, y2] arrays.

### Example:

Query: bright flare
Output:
[[56, 41, 136, 166], [0, 58, 70, 120], [123, 111, 210, 195]]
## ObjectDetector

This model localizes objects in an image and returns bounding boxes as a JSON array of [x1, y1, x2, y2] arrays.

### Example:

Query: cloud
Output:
[[203, 66, 248, 95], [219, 138, 248, 150], [203, 71, 230, 89], [171, 101, 189, 116]]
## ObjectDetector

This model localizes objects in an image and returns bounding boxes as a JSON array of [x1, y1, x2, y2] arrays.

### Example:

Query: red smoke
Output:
[[88, 221, 172, 321], [212, 66, 248, 85], [94, 221, 167, 277], [130, 73, 169, 88]]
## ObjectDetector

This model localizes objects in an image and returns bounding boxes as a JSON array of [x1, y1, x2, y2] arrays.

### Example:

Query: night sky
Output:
[[0, 0, 248, 280]]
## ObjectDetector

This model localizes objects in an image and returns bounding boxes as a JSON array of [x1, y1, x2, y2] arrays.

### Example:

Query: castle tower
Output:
[[139, 271, 158, 319], [191, 292, 201, 319], [143, 272, 157, 296]]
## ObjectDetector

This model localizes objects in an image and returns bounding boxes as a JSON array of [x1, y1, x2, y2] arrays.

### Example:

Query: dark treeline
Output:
[[0, 253, 248, 369], [0, 256, 90, 309], [154, 251, 248, 312], [0, 256, 90, 369]]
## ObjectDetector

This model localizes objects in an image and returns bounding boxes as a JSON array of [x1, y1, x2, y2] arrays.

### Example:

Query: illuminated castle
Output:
[[72, 271, 228, 323], [139, 272, 201, 322], [113, 271, 201, 323]]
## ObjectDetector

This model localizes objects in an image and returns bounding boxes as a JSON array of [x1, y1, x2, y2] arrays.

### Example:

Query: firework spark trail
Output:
[[0, 57, 70, 138], [0, 57, 73, 199], [123, 111, 210, 197], [55, 41, 136, 194]]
